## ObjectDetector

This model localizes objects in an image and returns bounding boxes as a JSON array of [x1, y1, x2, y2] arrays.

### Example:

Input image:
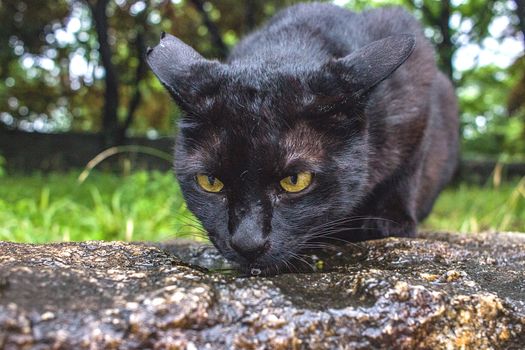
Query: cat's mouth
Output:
[[237, 263, 291, 277], [231, 241, 368, 277], [234, 252, 319, 277], [209, 233, 326, 276], [227, 253, 292, 277]]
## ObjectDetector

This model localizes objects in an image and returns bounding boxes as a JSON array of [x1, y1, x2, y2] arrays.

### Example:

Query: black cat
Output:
[[147, 3, 459, 273]]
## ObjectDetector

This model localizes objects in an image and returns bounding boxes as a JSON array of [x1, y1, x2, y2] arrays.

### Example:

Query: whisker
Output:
[[169, 231, 209, 240], [289, 252, 316, 272], [305, 215, 398, 234], [176, 221, 206, 230]]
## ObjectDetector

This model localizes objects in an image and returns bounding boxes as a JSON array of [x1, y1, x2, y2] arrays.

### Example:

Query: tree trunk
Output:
[[515, 0, 525, 45], [118, 30, 147, 144], [89, 0, 120, 147], [437, 0, 454, 80], [244, 0, 256, 33], [190, 0, 228, 58], [509, 0, 525, 141]]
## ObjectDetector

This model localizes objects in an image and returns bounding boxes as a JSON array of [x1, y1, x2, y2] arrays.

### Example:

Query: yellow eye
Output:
[[280, 172, 313, 193], [196, 174, 224, 193]]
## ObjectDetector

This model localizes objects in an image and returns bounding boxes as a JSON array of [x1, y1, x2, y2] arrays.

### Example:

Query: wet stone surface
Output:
[[0, 232, 524, 349]]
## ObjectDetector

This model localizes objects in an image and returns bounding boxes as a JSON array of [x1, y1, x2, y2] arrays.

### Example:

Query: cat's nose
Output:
[[230, 236, 270, 261]]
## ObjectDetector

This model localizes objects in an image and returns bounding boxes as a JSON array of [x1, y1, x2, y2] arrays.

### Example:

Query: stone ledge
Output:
[[1, 232, 524, 349]]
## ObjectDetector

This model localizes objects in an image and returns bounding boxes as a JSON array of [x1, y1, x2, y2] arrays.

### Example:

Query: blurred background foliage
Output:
[[0, 0, 524, 241], [1, 0, 524, 157]]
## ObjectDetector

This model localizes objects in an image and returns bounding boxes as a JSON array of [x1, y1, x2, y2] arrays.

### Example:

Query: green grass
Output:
[[422, 177, 525, 233], [0, 171, 203, 243], [0, 171, 523, 243]]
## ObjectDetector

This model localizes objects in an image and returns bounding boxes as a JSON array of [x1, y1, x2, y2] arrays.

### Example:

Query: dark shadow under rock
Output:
[[0, 232, 524, 349]]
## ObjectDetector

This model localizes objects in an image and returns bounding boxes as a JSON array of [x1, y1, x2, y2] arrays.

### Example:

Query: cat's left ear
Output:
[[328, 34, 416, 97], [146, 32, 222, 109]]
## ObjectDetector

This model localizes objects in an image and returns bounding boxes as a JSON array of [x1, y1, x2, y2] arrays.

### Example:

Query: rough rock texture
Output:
[[0, 232, 524, 350]]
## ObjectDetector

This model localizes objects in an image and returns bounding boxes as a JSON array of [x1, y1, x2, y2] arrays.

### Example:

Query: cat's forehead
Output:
[[281, 122, 325, 166], [181, 118, 326, 175], [187, 69, 317, 118]]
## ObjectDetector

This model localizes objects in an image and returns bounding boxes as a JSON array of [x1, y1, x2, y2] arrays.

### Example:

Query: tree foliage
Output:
[[0, 0, 523, 157]]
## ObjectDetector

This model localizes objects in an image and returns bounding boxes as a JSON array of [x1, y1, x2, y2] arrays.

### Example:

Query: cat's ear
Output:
[[328, 34, 416, 97], [146, 32, 222, 108]]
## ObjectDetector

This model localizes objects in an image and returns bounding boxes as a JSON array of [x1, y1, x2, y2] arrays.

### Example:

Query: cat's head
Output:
[[147, 33, 415, 273]]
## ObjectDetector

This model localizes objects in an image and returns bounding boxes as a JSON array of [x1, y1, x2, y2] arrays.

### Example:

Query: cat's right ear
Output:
[[146, 33, 222, 109], [326, 34, 416, 98]]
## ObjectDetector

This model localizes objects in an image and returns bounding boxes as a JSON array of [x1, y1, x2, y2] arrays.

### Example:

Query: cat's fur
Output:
[[147, 3, 459, 273]]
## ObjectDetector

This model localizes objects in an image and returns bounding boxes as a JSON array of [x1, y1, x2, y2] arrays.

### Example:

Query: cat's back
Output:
[[228, 3, 432, 66]]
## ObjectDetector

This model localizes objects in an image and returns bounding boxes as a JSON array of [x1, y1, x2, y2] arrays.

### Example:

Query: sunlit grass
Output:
[[0, 171, 523, 243], [0, 171, 204, 243], [422, 177, 525, 233]]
